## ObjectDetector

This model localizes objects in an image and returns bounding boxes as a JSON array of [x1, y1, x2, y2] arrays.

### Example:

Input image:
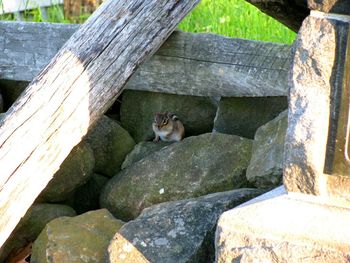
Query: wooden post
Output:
[[0, 0, 200, 248]]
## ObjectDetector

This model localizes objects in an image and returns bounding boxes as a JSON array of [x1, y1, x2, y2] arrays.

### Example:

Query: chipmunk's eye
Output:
[[162, 119, 167, 125]]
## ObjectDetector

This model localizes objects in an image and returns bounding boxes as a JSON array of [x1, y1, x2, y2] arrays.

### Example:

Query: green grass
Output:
[[0, 0, 296, 44], [179, 0, 296, 44]]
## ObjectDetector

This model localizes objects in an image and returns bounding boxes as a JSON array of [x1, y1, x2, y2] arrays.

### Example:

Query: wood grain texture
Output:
[[0, 22, 291, 97], [0, 0, 200, 248]]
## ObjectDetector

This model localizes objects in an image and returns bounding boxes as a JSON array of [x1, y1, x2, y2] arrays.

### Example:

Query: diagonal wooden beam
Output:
[[0, 0, 200, 248]]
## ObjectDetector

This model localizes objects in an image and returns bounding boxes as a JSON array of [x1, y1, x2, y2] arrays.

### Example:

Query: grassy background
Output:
[[0, 0, 296, 44], [179, 0, 296, 44]]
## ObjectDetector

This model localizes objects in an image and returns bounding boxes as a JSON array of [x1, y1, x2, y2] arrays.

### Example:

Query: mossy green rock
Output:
[[85, 115, 135, 177], [0, 204, 76, 262], [38, 141, 95, 202], [213, 97, 287, 139], [100, 133, 252, 221], [246, 110, 288, 189], [121, 141, 171, 169], [31, 209, 124, 263], [120, 90, 217, 142]]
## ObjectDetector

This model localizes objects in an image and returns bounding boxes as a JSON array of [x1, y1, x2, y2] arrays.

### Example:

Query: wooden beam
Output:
[[0, 0, 200, 248], [0, 22, 291, 97]]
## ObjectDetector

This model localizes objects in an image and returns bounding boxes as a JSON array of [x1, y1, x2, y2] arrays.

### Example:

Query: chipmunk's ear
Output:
[[168, 112, 179, 121]]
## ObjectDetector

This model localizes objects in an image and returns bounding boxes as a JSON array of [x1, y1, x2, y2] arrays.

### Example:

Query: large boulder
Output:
[[31, 209, 124, 263], [284, 12, 350, 197], [120, 90, 217, 142], [85, 115, 135, 177], [121, 141, 171, 169], [107, 189, 264, 263], [246, 110, 288, 189], [69, 173, 109, 214], [213, 97, 287, 139], [0, 204, 76, 262], [100, 133, 253, 221], [38, 141, 95, 202]]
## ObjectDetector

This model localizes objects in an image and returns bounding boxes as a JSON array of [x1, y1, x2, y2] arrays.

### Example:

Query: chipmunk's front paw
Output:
[[153, 136, 160, 142]]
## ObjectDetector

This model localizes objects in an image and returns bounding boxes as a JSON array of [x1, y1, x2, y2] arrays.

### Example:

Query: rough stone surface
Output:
[[121, 141, 171, 169], [245, 0, 308, 32], [215, 187, 350, 262], [85, 115, 135, 177], [108, 189, 264, 263], [100, 133, 253, 221], [308, 0, 350, 14], [69, 173, 109, 214], [213, 97, 287, 139], [246, 110, 288, 189], [120, 90, 217, 142], [284, 14, 350, 200], [0, 204, 76, 262], [31, 209, 124, 263], [38, 141, 95, 202]]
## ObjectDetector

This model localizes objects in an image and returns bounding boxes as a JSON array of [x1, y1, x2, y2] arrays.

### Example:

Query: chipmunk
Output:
[[152, 112, 185, 142]]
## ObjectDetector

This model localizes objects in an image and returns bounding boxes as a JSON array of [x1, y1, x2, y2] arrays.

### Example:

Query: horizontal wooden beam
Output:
[[0, 21, 291, 96]]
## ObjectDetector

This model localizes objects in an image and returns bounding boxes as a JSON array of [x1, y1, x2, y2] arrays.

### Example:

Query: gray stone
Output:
[[31, 209, 124, 263], [120, 90, 217, 142], [284, 14, 350, 199], [100, 133, 253, 221], [213, 97, 287, 139], [67, 173, 109, 214], [107, 189, 264, 263], [246, 110, 288, 189], [0, 204, 76, 262], [121, 141, 171, 169], [215, 187, 350, 262], [308, 0, 350, 14], [85, 115, 135, 177], [38, 141, 95, 202]]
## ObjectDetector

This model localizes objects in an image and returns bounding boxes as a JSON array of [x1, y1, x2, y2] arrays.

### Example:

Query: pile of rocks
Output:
[[0, 88, 288, 262]]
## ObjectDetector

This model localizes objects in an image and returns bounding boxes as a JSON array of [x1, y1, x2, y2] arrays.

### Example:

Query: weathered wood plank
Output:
[[0, 0, 200, 248], [0, 21, 292, 97]]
